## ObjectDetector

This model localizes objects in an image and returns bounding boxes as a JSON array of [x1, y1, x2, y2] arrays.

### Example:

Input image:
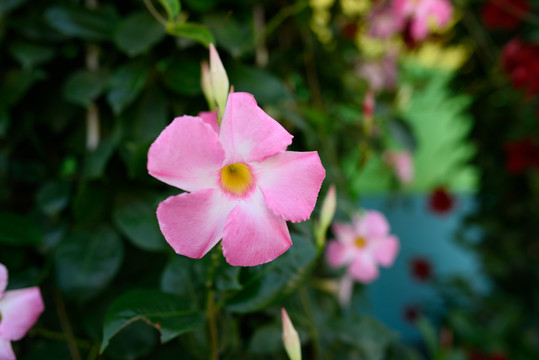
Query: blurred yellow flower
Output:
[[411, 42, 470, 71]]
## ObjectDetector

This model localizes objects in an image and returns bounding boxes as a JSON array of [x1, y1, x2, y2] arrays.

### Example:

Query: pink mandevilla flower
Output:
[[383, 150, 414, 184], [148, 92, 325, 266], [0, 263, 44, 360], [392, 0, 453, 41], [326, 211, 399, 283]]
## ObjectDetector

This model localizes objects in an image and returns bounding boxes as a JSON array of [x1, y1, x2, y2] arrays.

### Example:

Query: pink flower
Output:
[[0, 264, 44, 360], [326, 211, 400, 283], [357, 52, 398, 93], [367, 4, 401, 39], [383, 150, 414, 183], [148, 92, 325, 266], [392, 0, 453, 41]]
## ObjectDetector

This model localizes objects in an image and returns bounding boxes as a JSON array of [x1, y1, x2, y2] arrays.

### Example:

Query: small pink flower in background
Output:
[[326, 210, 400, 284], [383, 150, 414, 184], [392, 0, 453, 42], [357, 52, 398, 93], [362, 91, 375, 118], [148, 92, 325, 266], [367, 4, 401, 39], [0, 263, 44, 360]]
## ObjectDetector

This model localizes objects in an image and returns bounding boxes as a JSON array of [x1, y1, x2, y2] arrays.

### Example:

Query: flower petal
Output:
[[326, 241, 352, 268], [348, 253, 379, 283], [222, 189, 292, 266], [0, 338, 15, 360], [332, 223, 356, 244], [198, 111, 219, 134], [372, 235, 400, 267], [354, 210, 389, 238], [219, 93, 293, 164], [255, 151, 325, 222], [156, 189, 237, 259], [0, 287, 44, 341], [148, 116, 224, 192], [0, 264, 7, 297]]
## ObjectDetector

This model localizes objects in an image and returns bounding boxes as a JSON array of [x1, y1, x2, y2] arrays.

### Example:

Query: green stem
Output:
[[205, 252, 220, 359], [300, 287, 321, 360], [142, 0, 168, 26]]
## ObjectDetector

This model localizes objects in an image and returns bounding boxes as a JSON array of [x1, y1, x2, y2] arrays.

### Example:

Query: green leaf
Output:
[[54, 226, 124, 302], [103, 320, 158, 359], [157, 0, 181, 20], [0, 211, 42, 246], [0, 0, 26, 16], [160, 256, 201, 301], [8, 42, 55, 69], [166, 21, 214, 47], [202, 14, 253, 58], [183, 0, 216, 12], [101, 289, 206, 353], [112, 192, 166, 252], [63, 70, 109, 107], [83, 124, 122, 179], [228, 63, 292, 104], [225, 234, 317, 313], [114, 11, 165, 57], [36, 181, 70, 216], [416, 316, 439, 359], [107, 61, 149, 114], [247, 325, 283, 355], [0, 68, 46, 106], [157, 56, 200, 97], [331, 315, 396, 360], [73, 182, 112, 225], [44, 5, 118, 41]]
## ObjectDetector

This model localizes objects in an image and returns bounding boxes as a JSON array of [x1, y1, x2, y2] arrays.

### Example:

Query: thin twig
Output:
[[54, 290, 82, 360], [142, 0, 168, 26]]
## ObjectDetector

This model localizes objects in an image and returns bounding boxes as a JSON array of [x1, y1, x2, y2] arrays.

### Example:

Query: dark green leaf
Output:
[[107, 61, 149, 114], [160, 256, 201, 302], [215, 262, 242, 292], [166, 22, 214, 47], [83, 124, 122, 179], [114, 11, 165, 57], [8, 42, 55, 68], [44, 5, 118, 40], [331, 315, 396, 360], [0, 68, 46, 106], [101, 289, 206, 352], [0, 0, 26, 16], [183, 0, 216, 12], [36, 181, 70, 216], [73, 182, 112, 225], [228, 63, 292, 104], [0, 107, 9, 137], [157, 56, 200, 96], [112, 192, 166, 252], [54, 226, 124, 302], [225, 234, 317, 313], [416, 316, 439, 358], [0, 211, 42, 246], [202, 14, 253, 58], [157, 0, 181, 20], [103, 320, 158, 360], [63, 70, 109, 107], [247, 325, 283, 355], [388, 117, 417, 152], [119, 141, 152, 179]]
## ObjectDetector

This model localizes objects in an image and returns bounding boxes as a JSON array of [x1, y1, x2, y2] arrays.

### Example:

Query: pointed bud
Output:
[[200, 60, 216, 110], [209, 43, 229, 122], [319, 184, 336, 233], [281, 308, 302, 360], [363, 90, 375, 118]]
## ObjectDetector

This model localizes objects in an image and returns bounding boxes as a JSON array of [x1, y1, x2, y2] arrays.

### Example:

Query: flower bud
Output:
[[281, 308, 301, 360]]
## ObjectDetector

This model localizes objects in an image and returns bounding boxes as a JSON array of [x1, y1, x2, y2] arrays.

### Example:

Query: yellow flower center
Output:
[[354, 237, 367, 248], [220, 163, 254, 196]]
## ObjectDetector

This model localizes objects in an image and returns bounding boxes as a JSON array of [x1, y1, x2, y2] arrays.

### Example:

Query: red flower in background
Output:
[[410, 256, 433, 282], [502, 39, 539, 97], [403, 303, 421, 324], [481, 0, 530, 30], [469, 350, 509, 360], [428, 186, 455, 215], [504, 139, 539, 174]]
